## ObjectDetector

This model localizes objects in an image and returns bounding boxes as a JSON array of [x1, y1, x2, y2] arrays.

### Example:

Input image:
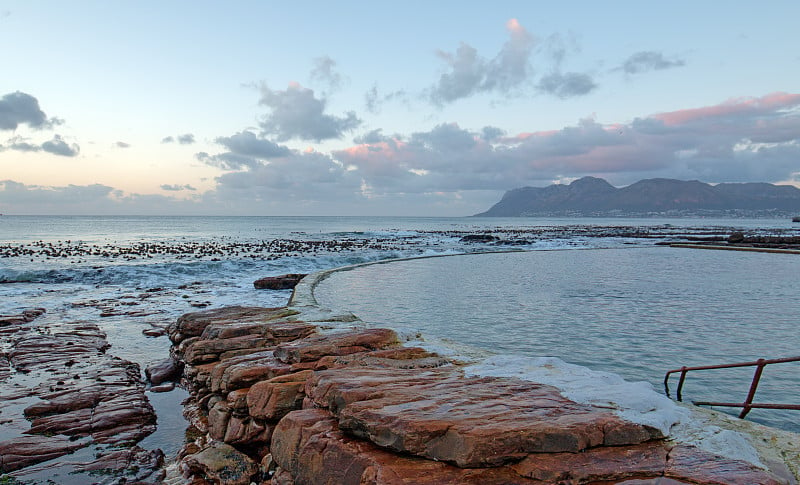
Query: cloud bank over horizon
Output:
[[1, 8, 798, 215], [4, 91, 799, 215]]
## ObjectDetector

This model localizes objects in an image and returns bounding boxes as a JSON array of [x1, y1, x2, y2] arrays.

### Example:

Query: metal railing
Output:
[[664, 356, 800, 419]]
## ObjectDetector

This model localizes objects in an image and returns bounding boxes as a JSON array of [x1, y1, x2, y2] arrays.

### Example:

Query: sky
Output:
[[1, 1, 799, 216]]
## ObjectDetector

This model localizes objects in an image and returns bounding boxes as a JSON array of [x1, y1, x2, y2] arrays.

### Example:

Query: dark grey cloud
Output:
[[115, 141, 130, 148], [429, 19, 535, 106], [41, 135, 79, 157], [0, 91, 59, 131], [537, 72, 597, 99], [161, 184, 196, 191], [215, 131, 290, 159], [259, 83, 361, 141], [619, 51, 686, 74]]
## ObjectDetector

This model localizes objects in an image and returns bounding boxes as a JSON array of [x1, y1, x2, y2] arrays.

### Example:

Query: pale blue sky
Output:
[[1, 1, 799, 215]]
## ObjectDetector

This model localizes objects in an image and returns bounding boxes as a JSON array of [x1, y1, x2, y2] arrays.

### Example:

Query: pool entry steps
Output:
[[665, 356, 800, 419]]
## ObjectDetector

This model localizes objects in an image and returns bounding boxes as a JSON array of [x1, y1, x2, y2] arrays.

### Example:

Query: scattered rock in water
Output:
[[460, 234, 498, 243], [0, 319, 159, 479], [254, 273, 308, 290], [142, 327, 166, 337], [145, 357, 184, 385], [728, 231, 746, 243]]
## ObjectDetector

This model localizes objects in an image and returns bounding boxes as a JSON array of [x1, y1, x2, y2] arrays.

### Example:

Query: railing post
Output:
[[739, 359, 766, 419], [676, 367, 688, 402]]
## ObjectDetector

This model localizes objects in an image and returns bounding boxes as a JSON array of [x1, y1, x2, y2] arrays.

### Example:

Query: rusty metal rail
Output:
[[664, 356, 800, 419]]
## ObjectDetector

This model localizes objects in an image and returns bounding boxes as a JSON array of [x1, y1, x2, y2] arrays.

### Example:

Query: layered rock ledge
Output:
[[165, 303, 799, 485], [0, 308, 164, 482]]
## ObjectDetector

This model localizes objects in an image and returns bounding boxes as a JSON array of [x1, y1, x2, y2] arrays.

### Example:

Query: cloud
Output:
[[309, 56, 344, 93], [429, 19, 535, 105], [0, 91, 60, 131], [481, 126, 506, 141], [161, 184, 196, 191], [115, 141, 130, 148], [161, 133, 195, 144], [41, 135, 79, 157], [215, 130, 290, 159], [178, 133, 195, 144], [353, 129, 392, 145], [364, 84, 408, 114], [335, 92, 800, 194], [1, 134, 79, 156], [258, 82, 361, 141], [618, 51, 686, 74], [537, 72, 597, 99]]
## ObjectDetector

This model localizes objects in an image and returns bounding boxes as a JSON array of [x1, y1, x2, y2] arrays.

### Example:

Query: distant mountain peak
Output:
[[475, 177, 800, 216]]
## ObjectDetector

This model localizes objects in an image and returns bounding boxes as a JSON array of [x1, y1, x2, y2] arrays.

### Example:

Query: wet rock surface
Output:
[[167, 304, 793, 485], [0, 307, 162, 482], [254, 274, 308, 290]]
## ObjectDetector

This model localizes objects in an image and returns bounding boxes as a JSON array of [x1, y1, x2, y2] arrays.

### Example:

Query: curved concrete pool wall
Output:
[[287, 251, 800, 481]]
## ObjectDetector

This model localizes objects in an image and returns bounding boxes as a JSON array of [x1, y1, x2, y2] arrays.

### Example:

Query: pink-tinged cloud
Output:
[[654, 92, 800, 126], [506, 18, 522, 33]]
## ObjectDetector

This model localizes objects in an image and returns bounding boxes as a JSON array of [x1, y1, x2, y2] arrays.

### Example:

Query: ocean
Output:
[[2, 215, 799, 458]]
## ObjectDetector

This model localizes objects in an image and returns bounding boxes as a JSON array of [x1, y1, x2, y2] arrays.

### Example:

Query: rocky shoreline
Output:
[[153, 272, 799, 484], [2, 269, 800, 484], [0, 308, 164, 482]]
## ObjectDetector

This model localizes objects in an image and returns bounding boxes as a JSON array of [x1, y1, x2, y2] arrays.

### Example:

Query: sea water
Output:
[[1, 215, 799, 457]]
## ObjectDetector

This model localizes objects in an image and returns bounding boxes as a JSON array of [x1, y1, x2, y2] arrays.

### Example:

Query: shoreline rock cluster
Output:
[[0, 308, 164, 482], [165, 304, 793, 484]]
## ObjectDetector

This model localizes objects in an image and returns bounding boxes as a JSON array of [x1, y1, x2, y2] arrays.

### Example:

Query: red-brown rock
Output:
[[253, 274, 307, 290], [209, 351, 293, 393], [0, 435, 86, 472], [274, 328, 400, 363], [306, 367, 661, 467], [271, 409, 539, 485], [169, 306, 298, 344], [665, 445, 788, 485], [247, 370, 313, 420], [182, 441, 258, 485], [512, 440, 669, 482]]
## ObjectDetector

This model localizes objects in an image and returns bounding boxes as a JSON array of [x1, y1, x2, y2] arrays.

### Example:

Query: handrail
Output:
[[664, 356, 800, 419]]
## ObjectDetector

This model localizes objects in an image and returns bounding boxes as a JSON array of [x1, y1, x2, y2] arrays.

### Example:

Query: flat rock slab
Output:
[[168, 305, 299, 344], [274, 328, 400, 363], [306, 366, 662, 467], [271, 408, 539, 485]]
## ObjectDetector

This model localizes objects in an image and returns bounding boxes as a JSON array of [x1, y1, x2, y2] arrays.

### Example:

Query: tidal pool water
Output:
[[315, 247, 800, 432]]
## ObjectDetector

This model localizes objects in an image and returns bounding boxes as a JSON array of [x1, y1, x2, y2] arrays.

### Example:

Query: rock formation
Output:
[[0, 308, 163, 482], [165, 305, 794, 484]]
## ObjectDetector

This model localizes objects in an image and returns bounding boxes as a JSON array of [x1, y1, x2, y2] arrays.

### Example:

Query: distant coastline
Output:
[[476, 177, 800, 217]]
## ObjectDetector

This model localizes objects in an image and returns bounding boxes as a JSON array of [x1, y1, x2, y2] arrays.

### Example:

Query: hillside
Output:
[[476, 177, 800, 216]]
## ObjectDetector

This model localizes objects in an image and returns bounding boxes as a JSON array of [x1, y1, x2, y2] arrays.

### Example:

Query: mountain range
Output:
[[476, 177, 800, 216]]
